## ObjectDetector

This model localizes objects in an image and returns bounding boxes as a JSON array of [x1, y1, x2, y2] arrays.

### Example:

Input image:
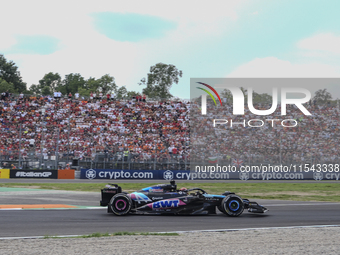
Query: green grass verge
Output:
[[1, 182, 340, 202]]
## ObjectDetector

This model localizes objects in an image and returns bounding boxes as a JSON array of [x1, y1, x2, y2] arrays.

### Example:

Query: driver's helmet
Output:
[[179, 187, 188, 192]]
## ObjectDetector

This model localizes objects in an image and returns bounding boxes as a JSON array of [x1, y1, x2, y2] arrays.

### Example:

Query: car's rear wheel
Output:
[[109, 193, 132, 216], [220, 195, 244, 217]]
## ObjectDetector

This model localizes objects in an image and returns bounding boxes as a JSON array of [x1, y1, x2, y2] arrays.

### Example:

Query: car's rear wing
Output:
[[100, 184, 122, 206]]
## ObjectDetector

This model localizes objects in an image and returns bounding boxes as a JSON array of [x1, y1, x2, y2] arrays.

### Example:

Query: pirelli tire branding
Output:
[[10, 170, 58, 179]]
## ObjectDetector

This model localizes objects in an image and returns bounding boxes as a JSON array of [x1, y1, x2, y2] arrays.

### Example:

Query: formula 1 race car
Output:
[[100, 181, 268, 217]]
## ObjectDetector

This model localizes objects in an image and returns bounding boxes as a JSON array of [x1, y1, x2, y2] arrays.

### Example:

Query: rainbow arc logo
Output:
[[196, 82, 223, 107]]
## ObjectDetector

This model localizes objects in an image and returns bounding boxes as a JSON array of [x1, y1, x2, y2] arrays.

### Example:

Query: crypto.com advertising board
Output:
[[190, 78, 340, 178]]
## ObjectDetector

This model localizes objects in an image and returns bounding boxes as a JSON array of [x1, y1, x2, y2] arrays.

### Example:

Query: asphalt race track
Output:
[[1, 188, 340, 238]]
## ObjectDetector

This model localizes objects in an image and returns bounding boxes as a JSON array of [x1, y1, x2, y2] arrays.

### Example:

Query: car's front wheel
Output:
[[220, 195, 244, 217], [109, 193, 132, 216]]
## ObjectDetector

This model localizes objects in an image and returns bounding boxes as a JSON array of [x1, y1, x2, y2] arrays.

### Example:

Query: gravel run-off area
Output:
[[1, 226, 339, 255]]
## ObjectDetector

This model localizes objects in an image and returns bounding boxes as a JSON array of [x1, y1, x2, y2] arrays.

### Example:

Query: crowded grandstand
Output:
[[191, 98, 340, 166], [0, 92, 190, 170], [0, 91, 339, 170]]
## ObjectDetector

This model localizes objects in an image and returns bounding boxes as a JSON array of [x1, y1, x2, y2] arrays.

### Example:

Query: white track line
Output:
[[158, 224, 340, 234], [0, 207, 104, 211], [2, 202, 339, 210], [0, 208, 23, 210], [263, 202, 340, 206], [0, 235, 81, 240], [1, 224, 340, 240]]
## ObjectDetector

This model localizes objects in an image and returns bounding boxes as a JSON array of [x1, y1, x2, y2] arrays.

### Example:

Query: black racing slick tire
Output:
[[107, 205, 112, 213], [109, 193, 132, 216], [217, 205, 224, 214], [220, 195, 244, 217]]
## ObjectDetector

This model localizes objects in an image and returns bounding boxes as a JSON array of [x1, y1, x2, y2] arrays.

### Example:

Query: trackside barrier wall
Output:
[[4, 169, 339, 181], [57, 169, 75, 179], [9, 169, 58, 179], [80, 169, 175, 180], [80, 169, 340, 181], [6, 169, 76, 179], [0, 169, 10, 179]]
